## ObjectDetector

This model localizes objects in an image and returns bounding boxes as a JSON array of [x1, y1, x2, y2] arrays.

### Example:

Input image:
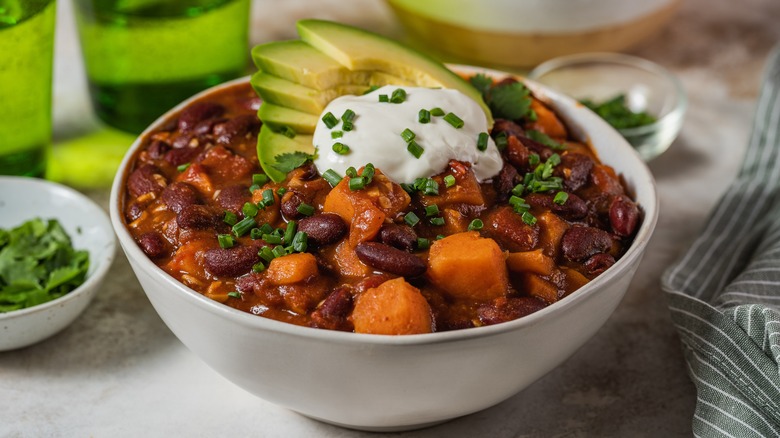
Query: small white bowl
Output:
[[0, 177, 115, 351]]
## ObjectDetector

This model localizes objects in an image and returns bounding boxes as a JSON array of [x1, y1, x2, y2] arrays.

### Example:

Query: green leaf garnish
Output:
[[272, 151, 313, 173], [471, 74, 533, 121], [526, 129, 565, 150]]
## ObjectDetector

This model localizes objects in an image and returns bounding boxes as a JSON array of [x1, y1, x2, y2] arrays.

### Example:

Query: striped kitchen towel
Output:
[[662, 45, 780, 437]]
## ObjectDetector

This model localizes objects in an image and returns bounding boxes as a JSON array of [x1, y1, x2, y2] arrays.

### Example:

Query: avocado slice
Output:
[[252, 72, 371, 114], [257, 125, 314, 183], [296, 19, 493, 125], [258, 102, 318, 134]]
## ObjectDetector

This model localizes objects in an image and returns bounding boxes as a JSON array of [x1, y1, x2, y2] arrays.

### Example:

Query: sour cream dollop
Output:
[[312, 86, 502, 184]]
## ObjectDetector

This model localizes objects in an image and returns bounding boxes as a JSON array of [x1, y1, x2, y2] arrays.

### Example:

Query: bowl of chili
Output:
[[110, 67, 658, 430]]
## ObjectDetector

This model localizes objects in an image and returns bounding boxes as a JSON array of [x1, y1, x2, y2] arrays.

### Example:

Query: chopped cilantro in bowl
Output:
[[0, 218, 90, 313]]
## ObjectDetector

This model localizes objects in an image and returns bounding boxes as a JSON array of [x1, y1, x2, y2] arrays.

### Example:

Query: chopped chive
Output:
[[292, 231, 308, 252], [259, 223, 274, 235], [342, 120, 354, 131], [425, 204, 440, 217], [401, 128, 416, 143], [404, 211, 420, 227], [521, 211, 537, 225], [280, 126, 296, 139], [261, 189, 275, 207], [363, 85, 380, 95], [345, 166, 358, 178], [443, 112, 464, 128], [418, 109, 431, 124], [223, 211, 238, 226], [379, 94, 389, 103], [430, 217, 445, 226], [341, 109, 356, 122], [390, 88, 407, 103], [494, 132, 508, 151], [177, 162, 191, 172], [477, 132, 489, 151], [228, 291, 241, 299], [217, 234, 235, 249], [443, 175, 456, 188], [248, 184, 261, 193], [407, 140, 424, 158], [272, 245, 287, 258], [554, 191, 569, 205], [252, 262, 266, 273], [250, 228, 263, 240], [422, 179, 439, 196], [332, 142, 350, 155], [297, 203, 315, 216], [262, 233, 283, 244], [284, 221, 297, 244], [362, 163, 375, 183], [252, 173, 269, 185], [277, 187, 287, 196], [259, 246, 275, 263], [242, 202, 259, 218], [400, 183, 415, 194], [331, 130, 343, 139], [430, 107, 445, 117], [467, 219, 484, 231], [322, 169, 342, 187], [528, 153, 540, 167], [232, 216, 256, 237], [322, 112, 339, 129], [417, 238, 430, 250], [349, 176, 366, 191], [548, 153, 561, 166], [509, 195, 530, 212], [436, 234, 445, 240]]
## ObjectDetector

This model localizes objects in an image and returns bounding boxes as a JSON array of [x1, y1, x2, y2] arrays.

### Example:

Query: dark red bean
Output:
[[378, 224, 417, 251], [518, 135, 554, 160], [126, 203, 144, 222], [215, 114, 261, 145], [310, 286, 354, 330], [137, 232, 168, 258], [147, 140, 170, 159], [610, 195, 640, 237], [161, 182, 200, 214], [127, 164, 167, 198], [176, 205, 217, 230], [164, 145, 203, 166], [561, 226, 613, 262], [298, 213, 347, 246], [485, 206, 539, 252], [178, 102, 225, 132], [494, 163, 519, 202], [280, 191, 304, 220], [236, 273, 264, 294], [477, 296, 547, 326], [353, 274, 394, 294], [355, 242, 427, 277], [505, 135, 530, 170], [217, 185, 250, 215], [525, 192, 587, 220], [204, 246, 260, 278], [584, 253, 616, 277], [492, 119, 525, 139], [556, 153, 594, 192], [172, 135, 194, 149]]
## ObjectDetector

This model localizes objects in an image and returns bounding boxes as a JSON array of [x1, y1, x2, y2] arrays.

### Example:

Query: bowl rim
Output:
[[527, 52, 688, 137], [109, 67, 659, 346], [0, 176, 116, 321]]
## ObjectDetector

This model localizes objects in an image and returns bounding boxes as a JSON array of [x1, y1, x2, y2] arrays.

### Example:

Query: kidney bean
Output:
[[217, 185, 250, 215], [561, 226, 613, 262], [485, 206, 539, 252], [494, 163, 519, 202], [556, 153, 594, 192], [215, 114, 260, 145], [235, 273, 264, 294], [127, 164, 167, 198], [126, 203, 144, 222], [161, 182, 200, 214], [525, 192, 587, 220], [164, 145, 203, 166], [280, 191, 304, 220], [147, 140, 170, 159], [505, 135, 530, 170], [492, 119, 526, 139], [298, 213, 347, 246], [204, 245, 260, 277], [610, 195, 640, 237], [355, 242, 427, 277], [378, 223, 417, 251], [192, 117, 227, 136], [310, 286, 354, 330], [584, 253, 616, 277], [176, 205, 218, 230], [518, 136, 554, 160], [137, 232, 168, 258], [353, 274, 394, 293], [477, 296, 547, 326], [178, 102, 225, 132]]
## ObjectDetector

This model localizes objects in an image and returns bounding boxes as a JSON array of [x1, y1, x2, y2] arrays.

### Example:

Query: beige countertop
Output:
[[2, 0, 780, 436]]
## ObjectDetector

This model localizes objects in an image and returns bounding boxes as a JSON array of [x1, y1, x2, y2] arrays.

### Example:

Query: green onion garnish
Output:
[[425, 204, 440, 217], [331, 131, 343, 139], [401, 128, 416, 143], [261, 189, 275, 207], [362, 163, 375, 183], [177, 163, 191, 172], [228, 291, 241, 299], [322, 112, 339, 129], [297, 203, 315, 216], [495, 132, 508, 151], [341, 109, 356, 122], [407, 140, 424, 159], [404, 211, 420, 227], [250, 228, 263, 240], [430, 107, 445, 117], [430, 217, 445, 226], [379, 94, 389, 103], [436, 234, 445, 240], [477, 132, 489, 151], [553, 191, 569, 205], [263, 233, 283, 245], [259, 246, 275, 263], [548, 153, 561, 166], [349, 176, 366, 191], [322, 169, 342, 187], [417, 238, 430, 250], [277, 187, 287, 196], [280, 126, 296, 139], [223, 211, 238, 226], [418, 109, 431, 124], [443, 112, 464, 128], [272, 245, 287, 258], [259, 223, 273, 235], [232, 217, 256, 237], [342, 120, 354, 131], [443, 175, 456, 188], [345, 167, 358, 178], [252, 262, 266, 273], [248, 184, 261, 193], [332, 142, 350, 155], [242, 202, 259, 218], [521, 211, 537, 225], [467, 219, 484, 231], [252, 173, 269, 185], [284, 221, 297, 244], [390, 88, 407, 103], [218, 234, 235, 249], [528, 153, 540, 167], [292, 232, 308, 253]]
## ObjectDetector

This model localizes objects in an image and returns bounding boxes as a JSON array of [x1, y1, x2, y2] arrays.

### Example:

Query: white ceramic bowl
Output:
[[0, 177, 115, 351], [109, 70, 658, 431]]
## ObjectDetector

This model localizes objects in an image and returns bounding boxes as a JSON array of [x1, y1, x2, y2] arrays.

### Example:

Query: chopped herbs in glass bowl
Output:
[[529, 52, 687, 161]]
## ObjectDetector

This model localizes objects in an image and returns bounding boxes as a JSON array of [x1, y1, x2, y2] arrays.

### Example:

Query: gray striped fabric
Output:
[[662, 45, 780, 438]]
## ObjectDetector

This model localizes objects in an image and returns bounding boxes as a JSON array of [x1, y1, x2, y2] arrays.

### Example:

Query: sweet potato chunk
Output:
[[526, 99, 568, 139], [506, 249, 555, 276], [521, 273, 561, 303], [331, 240, 372, 277], [352, 277, 433, 335], [266, 253, 318, 285], [537, 211, 569, 258], [561, 267, 590, 295], [428, 232, 509, 301]]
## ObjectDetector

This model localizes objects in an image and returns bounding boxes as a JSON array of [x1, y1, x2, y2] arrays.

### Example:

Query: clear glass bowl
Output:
[[528, 53, 687, 161]]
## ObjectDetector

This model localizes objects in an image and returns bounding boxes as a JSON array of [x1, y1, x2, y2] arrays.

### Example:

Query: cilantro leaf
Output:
[[272, 151, 314, 174], [469, 73, 493, 100], [489, 82, 532, 121]]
